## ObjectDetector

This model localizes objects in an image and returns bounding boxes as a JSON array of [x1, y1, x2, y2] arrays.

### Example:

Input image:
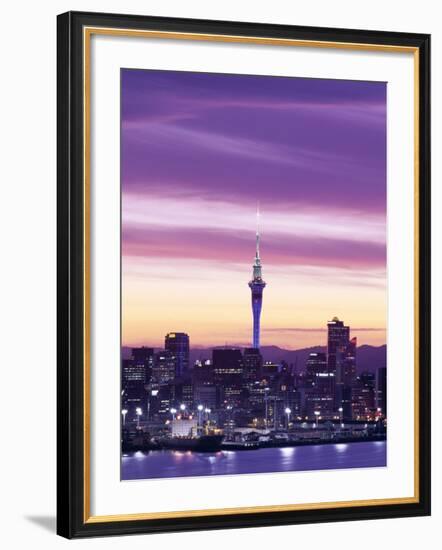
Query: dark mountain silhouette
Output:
[[122, 344, 386, 373]]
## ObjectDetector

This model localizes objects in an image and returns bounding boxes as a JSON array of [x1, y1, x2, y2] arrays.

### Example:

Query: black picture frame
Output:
[[57, 10, 431, 539]]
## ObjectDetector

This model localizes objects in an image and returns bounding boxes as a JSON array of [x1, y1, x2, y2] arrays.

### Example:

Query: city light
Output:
[[122, 313, 386, 456], [120, 77, 389, 477], [314, 410, 320, 428], [135, 407, 142, 428], [285, 407, 291, 429], [121, 409, 128, 426]]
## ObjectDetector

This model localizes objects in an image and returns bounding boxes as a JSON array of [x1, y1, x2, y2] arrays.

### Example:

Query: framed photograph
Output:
[[57, 11, 431, 538]]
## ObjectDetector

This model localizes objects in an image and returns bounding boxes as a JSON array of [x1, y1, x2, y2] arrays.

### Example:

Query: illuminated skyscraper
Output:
[[327, 317, 357, 418], [327, 317, 350, 374], [213, 348, 244, 408], [248, 207, 266, 348], [165, 332, 190, 378]]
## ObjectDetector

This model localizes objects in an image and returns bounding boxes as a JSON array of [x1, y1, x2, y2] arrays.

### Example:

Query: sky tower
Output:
[[248, 206, 266, 349]]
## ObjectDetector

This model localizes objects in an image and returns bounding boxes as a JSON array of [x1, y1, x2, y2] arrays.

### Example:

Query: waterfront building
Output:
[[165, 332, 190, 378], [302, 351, 335, 419], [303, 378, 335, 419], [352, 372, 376, 420], [193, 383, 217, 411], [172, 376, 194, 411], [157, 385, 173, 416], [376, 366, 387, 416], [248, 208, 266, 349], [122, 359, 144, 421]]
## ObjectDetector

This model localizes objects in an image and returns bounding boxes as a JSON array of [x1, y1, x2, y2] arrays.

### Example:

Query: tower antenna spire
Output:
[[256, 202, 260, 259]]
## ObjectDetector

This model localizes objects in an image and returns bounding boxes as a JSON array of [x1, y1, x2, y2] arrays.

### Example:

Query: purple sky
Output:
[[121, 69, 386, 349]]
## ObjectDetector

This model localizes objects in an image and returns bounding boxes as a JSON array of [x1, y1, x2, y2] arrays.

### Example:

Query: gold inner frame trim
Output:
[[83, 26, 420, 524]]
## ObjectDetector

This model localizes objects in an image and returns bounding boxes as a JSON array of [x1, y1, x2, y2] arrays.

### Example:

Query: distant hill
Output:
[[122, 344, 386, 373]]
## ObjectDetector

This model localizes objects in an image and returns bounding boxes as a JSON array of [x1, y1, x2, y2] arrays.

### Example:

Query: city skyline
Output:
[[122, 69, 387, 349], [121, 313, 387, 477], [122, 316, 387, 427]]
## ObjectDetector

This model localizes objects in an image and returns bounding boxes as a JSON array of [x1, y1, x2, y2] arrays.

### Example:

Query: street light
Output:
[[264, 388, 270, 429], [121, 409, 128, 426], [284, 407, 291, 430], [204, 408, 211, 422], [197, 404, 203, 427], [136, 407, 142, 429], [180, 403, 186, 411], [314, 410, 320, 428], [146, 388, 159, 421], [170, 407, 177, 420], [338, 406, 344, 428]]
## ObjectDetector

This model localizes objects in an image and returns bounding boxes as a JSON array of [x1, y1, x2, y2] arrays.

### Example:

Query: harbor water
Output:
[[121, 440, 386, 480]]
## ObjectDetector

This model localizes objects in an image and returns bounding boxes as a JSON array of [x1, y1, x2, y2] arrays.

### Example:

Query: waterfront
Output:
[[122, 440, 386, 480]]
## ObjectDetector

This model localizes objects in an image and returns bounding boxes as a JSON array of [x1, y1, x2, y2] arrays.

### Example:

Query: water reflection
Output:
[[121, 442, 386, 480], [279, 447, 296, 458]]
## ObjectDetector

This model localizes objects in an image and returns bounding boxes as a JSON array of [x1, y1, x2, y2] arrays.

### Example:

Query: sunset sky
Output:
[[121, 69, 387, 350]]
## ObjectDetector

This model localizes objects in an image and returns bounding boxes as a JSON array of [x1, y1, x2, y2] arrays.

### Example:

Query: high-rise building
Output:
[[132, 346, 154, 363], [248, 208, 266, 349], [327, 317, 358, 418], [335, 337, 357, 419], [152, 350, 176, 384], [165, 332, 189, 378], [213, 348, 244, 376], [193, 383, 217, 411], [306, 352, 327, 377], [122, 356, 148, 420], [131, 346, 154, 384], [303, 352, 335, 419], [213, 348, 244, 408], [352, 371, 376, 420], [327, 317, 350, 374], [376, 366, 387, 416], [243, 348, 263, 381], [172, 376, 194, 411]]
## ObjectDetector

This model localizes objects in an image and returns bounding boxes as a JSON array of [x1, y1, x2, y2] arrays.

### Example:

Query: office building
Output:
[[165, 332, 189, 378]]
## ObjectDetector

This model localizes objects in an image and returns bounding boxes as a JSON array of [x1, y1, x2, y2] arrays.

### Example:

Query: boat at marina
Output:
[[158, 433, 224, 452], [157, 417, 224, 452]]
